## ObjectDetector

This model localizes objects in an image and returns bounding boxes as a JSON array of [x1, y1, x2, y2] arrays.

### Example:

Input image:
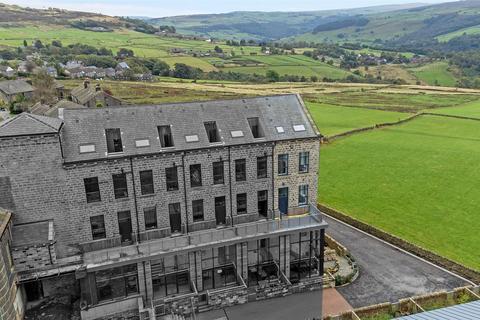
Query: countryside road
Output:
[[324, 215, 470, 308]]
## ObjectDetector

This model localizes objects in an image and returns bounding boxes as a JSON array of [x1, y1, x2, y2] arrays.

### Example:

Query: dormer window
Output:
[[204, 121, 221, 143], [158, 125, 174, 148], [248, 117, 264, 138], [105, 128, 123, 153]]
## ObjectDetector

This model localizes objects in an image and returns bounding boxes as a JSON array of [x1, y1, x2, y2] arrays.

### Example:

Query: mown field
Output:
[[409, 62, 459, 87], [317, 115, 480, 271], [307, 90, 478, 112], [305, 102, 407, 136], [429, 99, 480, 119]]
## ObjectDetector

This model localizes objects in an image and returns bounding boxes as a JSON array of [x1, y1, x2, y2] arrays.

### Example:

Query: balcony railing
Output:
[[83, 204, 326, 268]]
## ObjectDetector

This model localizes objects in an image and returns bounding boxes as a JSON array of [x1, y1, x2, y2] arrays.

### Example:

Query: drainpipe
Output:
[[181, 152, 189, 233], [228, 146, 234, 227], [129, 157, 141, 243], [142, 261, 149, 303], [271, 142, 276, 220]]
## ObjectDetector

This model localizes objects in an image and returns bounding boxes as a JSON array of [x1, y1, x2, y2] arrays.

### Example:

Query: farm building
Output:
[[0, 79, 35, 104], [70, 81, 123, 108]]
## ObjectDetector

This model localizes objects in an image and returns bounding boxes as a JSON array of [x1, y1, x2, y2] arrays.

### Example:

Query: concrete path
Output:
[[324, 215, 470, 308], [322, 288, 352, 317], [201, 290, 323, 320]]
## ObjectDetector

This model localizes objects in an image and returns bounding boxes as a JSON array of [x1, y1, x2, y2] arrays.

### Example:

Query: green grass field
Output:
[[437, 25, 480, 42], [311, 90, 477, 112], [306, 102, 408, 136], [409, 62, 458, 87], [225, 55, 351, 79], [318, 115, 480, 271], [428, 99, 480, 119]]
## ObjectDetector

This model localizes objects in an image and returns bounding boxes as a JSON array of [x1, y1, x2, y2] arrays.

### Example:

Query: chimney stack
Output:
[[95, 84, 101, 92], [84, 80, 90, 89]]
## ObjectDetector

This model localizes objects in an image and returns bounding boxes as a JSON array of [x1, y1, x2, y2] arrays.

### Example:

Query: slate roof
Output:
[[61, 94, 320, 163], [0, 113, 63, 137], [397, 300, 480, 319], [70, 85, 98, 105], [46, 100, 86, 118], [29, 102, 51, 115], [0, 79, 35, 95], [54, 100, 85, 110]]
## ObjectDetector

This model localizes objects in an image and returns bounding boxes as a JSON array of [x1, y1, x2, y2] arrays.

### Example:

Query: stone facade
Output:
[[273, 138, 319, 214], [0, 210, 24, 320]]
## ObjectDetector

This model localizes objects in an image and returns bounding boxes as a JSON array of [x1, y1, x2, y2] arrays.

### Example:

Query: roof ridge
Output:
[[26, 113, 60, 131], [63, 94, 299, 113], [0, 113, 24, 129]]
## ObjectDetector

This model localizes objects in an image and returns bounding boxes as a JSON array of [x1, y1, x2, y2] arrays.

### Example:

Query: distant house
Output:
[[45, 66, 58, 78], [70, 81, 123, 108], [66, 60, 84, 69], [115, 62, 129, 72], [30, 99, 86, 118], [134, 71, 153, 81], [105, 67, 116, 78], [17, 61, 30, 74], [0, 79, 35, 103], [65, 67, 85, 79], [0, 66, 15, 78], [169, 48, 186, 54], [54, 81, 66, 100]]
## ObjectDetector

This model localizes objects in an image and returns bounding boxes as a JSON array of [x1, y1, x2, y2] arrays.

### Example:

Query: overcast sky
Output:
[[3, 0, 452, 17]]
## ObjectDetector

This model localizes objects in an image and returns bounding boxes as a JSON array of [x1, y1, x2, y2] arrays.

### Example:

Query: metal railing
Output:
[[84, 204, 325, 267]]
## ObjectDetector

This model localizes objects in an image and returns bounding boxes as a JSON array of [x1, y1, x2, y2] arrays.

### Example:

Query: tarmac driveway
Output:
[[324, 215, 471, 308]]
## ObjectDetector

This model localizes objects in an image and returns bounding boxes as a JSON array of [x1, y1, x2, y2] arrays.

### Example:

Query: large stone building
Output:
[[0, 210, 24, 320], [0, 94, 327, 319]]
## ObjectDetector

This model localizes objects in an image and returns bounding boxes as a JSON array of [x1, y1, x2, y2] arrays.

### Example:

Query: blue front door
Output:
[[278, 187, 289, 214]]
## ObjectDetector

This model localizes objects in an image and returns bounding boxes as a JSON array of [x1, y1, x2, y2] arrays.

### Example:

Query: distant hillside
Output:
[[290, 1, 480, 45], [0, 3, 120, 25], [149, 4, 428, 41], [0, 3, 158, 34]]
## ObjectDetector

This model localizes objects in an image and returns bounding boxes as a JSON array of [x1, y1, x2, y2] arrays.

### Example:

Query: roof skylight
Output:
[[231, 130, 244, 138], [293, 124, 306, 132], [135, 139, 150, 148], [79, 144, 95, 154], [185, 135, 199, 143]]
